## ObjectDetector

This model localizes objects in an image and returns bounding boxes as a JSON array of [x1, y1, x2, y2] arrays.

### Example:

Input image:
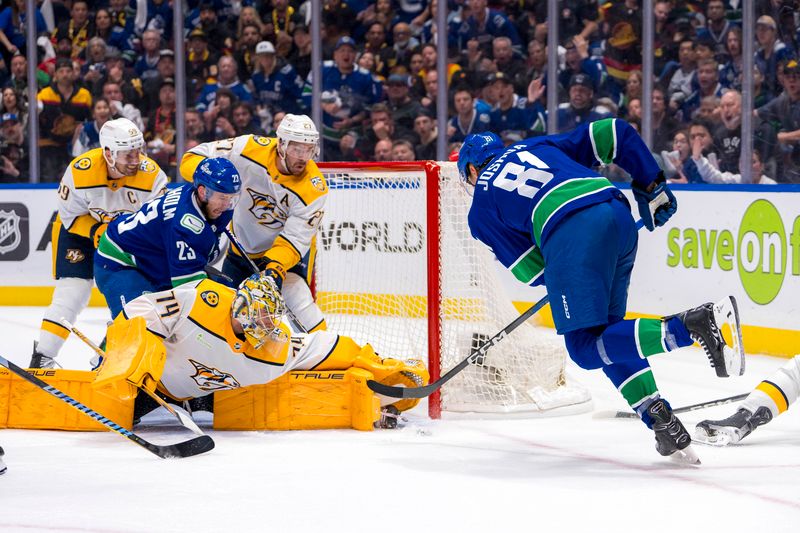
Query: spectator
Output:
[[626, 97, 642, 121], [391, 139, 416, 161], [558, 35, 606, 97], [720, 27, 744, 90], [80, 37, 109, 92], [141, 0, 174, 42], [186, 29, 220, 101], [492, 36, 528, 95], [195, 55, 253, 113], [488, 72, 533, 142], [262, 0, 298, 43], [91, 8, 131, 57], [668, 39, 697, 108], [236, 6, 267, 38], [714, 90, 746, 173], [134, 29, 162, 82], [37, 58, 92, 181], [653, 0, 678, 76], [447, 87, 492, 143], [250, 40, 305, 128], [600, 0, 642, 94], [0, 86, 26, 129], [662, 129, 703, 184], [691, 142, 775, 185], [205, 87, 237, 139], [419, 42, 461, 85], [108, 0, 136, 37], [362, 22, 392, 78], [619, 70, 642, 118], [102, 80, 144, 131], [234, 23, 262, 81], [322, 0, 357, 43], [357, 102, 410, 160], [0, 113, 27, 181], [525, 39, 547, 83], [373, 138, 393, 161], [695, 95, 721, 125], [413, 110, 437, 160], [385, 73, 424, 137], [0, 0, 47, 67], [71, 97, 112, 156], [680, 58, 723, 123], [387, 22, 420, 70], [4, 53, 30, 94], [532, 73, 612, 134], [196, 2, 231, 54], [651, 86, 680, 153], [52, 0, 92, 60], [756, 59, 800, 183], [185, 108, 211, 143], [288, 22, 312, 80], [231, 102, 263, 136], [755, 15, 793, 96], [696, 0, 734, 62], [142, 49, 176, 115], [458, 0, 522, 57], [145, 78, 177, 175]]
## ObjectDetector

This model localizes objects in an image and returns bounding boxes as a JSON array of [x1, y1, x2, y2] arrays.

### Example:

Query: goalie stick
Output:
[[0, 355, 214, 459], [61, 319, 207, 438], [367, 220, 648, 400], [594, 393, 749, 419]]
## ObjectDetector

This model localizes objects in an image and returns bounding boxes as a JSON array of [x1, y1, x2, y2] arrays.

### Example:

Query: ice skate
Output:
[[694, 407, 773, 446], [674, 296, 744, 377], [29, 342, 56, 369], [647, 399, 701, 465]]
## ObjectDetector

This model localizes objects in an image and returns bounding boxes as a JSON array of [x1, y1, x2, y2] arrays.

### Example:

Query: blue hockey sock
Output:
[[603, 359, 661, 423]]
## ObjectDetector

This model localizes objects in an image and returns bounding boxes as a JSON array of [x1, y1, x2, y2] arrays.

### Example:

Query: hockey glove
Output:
[[262, 261, 287, 291], [631, 174, 677, 231], [90, 222, 108, 248]]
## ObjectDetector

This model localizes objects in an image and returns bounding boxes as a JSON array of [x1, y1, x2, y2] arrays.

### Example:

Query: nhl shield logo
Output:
[[0, 209, 21, 255]]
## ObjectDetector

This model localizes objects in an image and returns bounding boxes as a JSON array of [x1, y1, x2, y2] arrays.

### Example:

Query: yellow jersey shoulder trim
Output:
[[71, 149, 109, 188]]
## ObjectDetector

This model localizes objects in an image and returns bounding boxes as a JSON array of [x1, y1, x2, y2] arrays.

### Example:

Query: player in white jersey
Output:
[[696, 355, 800, 445], [30, 118, 168, 369], [179, 114, 327, 333], [101, 275, 428, 421]]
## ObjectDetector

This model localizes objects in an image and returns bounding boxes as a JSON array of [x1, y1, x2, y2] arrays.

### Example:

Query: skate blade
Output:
[[714, 296, 745, 376], [670, 444, 702, 465], [693, 425, 737, 447]]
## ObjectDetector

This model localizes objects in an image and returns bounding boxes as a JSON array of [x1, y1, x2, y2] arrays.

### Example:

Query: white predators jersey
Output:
[[185, 135, 327, 263], [122, 279, 335, 399], [58, 148, 168, 237]]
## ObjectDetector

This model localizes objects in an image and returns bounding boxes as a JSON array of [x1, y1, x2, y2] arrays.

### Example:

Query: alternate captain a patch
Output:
[[189, 359, 241, 391]]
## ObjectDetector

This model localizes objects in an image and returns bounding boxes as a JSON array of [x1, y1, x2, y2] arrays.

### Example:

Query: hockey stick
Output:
[[368, 219, 648, 400], [62, 319, 207, 437], [596, 393, 749, 419], [0, 355, 214, 459], [222, 227, 308, 333]]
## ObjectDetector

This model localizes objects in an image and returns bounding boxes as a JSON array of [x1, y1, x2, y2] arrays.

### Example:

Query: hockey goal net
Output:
[[315, 161, 591, 418]]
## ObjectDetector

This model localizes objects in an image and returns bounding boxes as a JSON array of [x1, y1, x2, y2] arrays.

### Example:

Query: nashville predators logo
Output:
[[74, 157, 92, 171], [138, 160, 156, 173], [65, 249, 85, 263], [189, 359, 241, 392], [200, 290, 219, 307], [253, 136, 271, 146], [247, 188, 288, 228]]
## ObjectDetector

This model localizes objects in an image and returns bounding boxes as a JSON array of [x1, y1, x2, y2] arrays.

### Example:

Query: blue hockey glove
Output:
[[632, 175, 677, 231]]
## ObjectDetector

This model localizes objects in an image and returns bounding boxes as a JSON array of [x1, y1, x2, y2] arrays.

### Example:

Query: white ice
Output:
[[0, 306, 798, 532]]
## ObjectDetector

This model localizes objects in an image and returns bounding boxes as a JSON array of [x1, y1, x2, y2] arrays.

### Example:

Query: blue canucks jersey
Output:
[[96, 185, 232, 289], [251, 64, 305, 114], [468, 119, 660, 286]]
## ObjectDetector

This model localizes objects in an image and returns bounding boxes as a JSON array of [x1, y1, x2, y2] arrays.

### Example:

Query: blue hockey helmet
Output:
[[457, 132, 504, 183], [193, 157, 242, 212]]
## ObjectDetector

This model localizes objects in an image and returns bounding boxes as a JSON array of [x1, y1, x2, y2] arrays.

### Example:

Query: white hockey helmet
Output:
[[99, 118, 145, 166], [276, 113, 319, 157]]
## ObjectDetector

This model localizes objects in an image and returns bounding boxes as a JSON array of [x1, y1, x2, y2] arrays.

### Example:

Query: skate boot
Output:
[[672, 296, 744, 377], [0, 446, 6, 475], [29, 342, 56, 369], [695, 407, 773, 446], [375, 405, 402, 429], [646, 399, 700, 465]]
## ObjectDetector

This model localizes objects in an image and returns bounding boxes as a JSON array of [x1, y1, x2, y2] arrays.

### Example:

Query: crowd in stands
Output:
[[1, 0, 800, 184]]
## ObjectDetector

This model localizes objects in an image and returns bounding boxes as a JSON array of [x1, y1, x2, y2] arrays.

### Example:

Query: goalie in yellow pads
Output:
[[97, 275, 428, 425]]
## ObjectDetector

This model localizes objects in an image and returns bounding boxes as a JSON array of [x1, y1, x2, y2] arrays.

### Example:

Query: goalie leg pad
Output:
[[0, 368, 135, 431], [93, 316, 167, 396]]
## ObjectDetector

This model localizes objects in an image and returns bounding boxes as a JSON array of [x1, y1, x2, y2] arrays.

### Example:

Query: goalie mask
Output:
[[99, 118, 145, 176], [231, 275, 288, 349]]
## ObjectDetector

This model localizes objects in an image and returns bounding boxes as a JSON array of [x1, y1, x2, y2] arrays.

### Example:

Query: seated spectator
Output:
[[0, 0, 48, 68], [714, 90, 743, 173], [695, 95, 721, 125], [447, 87, 492, 143], [71, 97, 112, 156], [142, 49, 176, 115], [204, 87, 237, 139], [250, 40, 305, 124], [695, 0, 734, 63], [237, 6, 267, 38], [413, 110, 437, 160], [756, 59, 800, 183], [755, 15, 793, 97], [619, 70, 642, 118], [457, 0, 522, 57], [97, 55, 144, 110], [230, 102, 263, 136], [234, 23, 262, 81], [720, 27, 743, 90], [288, 22, 312, 80], [651, 86, 680, 153], [386, 22, 420, 70], [661, 129, 692, 182], [133, 29, 162, 82], [391, 139, 416, 161], [261, 0, 298, 43], [195, 55, 253, 113], [0, 111, 26, 175], [80, 38, 110, 92], [558, 35, 606, 97], [361, 22, 392, 78], [418, 42, 461, 85], [141, 0, 174, 42], [145, 78, 177, 175], [357, 102, 415, 160], [667, 39, 697, 106], [186, 29, 220, 101], [196, 2, 231, 55], [488, 72, 533, 142], [373, 138, 393, 161], [52, 0, 92, 60], [691, 143, 775, 185], [102, 80, 144, 131], [0, 86, 26, 129], [531, 73, 612, 134], [90, 8, 132, 57], [385, 73, 423, 137], [679, 58, 723, 123], [185, 108, 211, 144], [492, 36, 528, 96]]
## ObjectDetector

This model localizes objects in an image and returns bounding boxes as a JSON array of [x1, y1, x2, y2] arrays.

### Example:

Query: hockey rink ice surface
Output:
[[0, 307, 798, 532]]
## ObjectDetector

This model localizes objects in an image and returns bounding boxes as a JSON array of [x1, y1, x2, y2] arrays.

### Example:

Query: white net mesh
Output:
[[315, 162, 590, 417]]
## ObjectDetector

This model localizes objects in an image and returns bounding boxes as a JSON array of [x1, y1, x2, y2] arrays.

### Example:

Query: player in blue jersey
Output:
[[457, 119, 745, 463], [94, 157, 242, 319]]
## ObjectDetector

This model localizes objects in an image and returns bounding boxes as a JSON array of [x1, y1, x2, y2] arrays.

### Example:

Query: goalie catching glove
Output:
[[631, 173, 677, 231]]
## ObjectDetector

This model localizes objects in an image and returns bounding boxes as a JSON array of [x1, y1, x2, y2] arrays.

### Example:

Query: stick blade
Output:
[[367, 379, 432, 399], [149, 435, 215, 459]]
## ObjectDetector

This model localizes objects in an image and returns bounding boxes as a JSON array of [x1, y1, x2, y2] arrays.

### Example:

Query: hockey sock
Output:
[[602, 358, 661, 423], [564, 318, 693, 370], [741, 355, 800, 418], [37, 278, 93, 358]]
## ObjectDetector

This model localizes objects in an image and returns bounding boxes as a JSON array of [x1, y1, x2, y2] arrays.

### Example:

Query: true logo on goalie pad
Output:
[[65, 248, 85, 263], [189, 359, 241, 392]]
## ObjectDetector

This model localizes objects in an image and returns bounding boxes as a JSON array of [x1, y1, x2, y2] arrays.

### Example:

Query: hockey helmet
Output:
[[457, 132, 504, 183], [192, 157, 242, 211], [99, 118, 145, 167], [276, 113, 319, 159], [231, 275, 288, 349]]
